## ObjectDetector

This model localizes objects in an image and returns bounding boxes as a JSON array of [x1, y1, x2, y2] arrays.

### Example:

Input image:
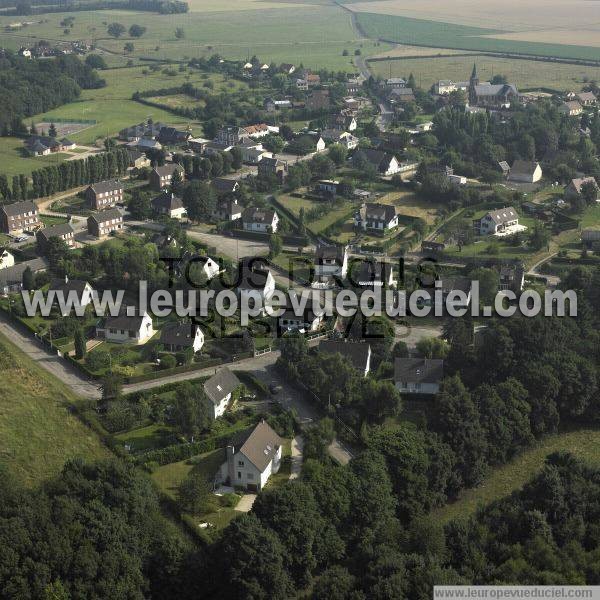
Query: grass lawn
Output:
[[0, 332, 108, 486], [376, 190, 442, 225], [39, 214, 69, 227], [276, 193, 317, 217], [433, 427, 600, 524], [0, 137, 70, 178], [152, 448, 227, 499], [114, 423, 175, 453], [310, 203, 358, 234], [581, 204, 600, 228]]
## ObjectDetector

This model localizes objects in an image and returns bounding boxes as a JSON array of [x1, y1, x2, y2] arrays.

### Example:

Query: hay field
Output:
[[345, 0, 600, 37], [355, 11, 600, 62]]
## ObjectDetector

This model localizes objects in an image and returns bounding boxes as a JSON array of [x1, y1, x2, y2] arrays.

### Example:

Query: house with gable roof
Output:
[[473, 207, 519, 236], [218, 420, 283, 491], [203, 367, 241, 420]]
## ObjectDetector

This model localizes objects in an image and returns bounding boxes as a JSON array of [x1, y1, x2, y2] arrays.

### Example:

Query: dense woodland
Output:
[[0, 53, 105, 136]]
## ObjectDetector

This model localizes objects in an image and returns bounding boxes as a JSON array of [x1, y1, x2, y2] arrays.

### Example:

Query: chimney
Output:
[[226, 444, 235, 485]]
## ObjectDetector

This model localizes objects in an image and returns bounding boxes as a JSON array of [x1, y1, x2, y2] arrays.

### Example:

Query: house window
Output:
[[238, 460, 244, 466], [237, 471, 241, 479]]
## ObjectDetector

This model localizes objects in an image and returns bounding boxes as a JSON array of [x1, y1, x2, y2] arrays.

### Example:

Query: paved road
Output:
[[0, 313, 101, 399], [0, 312, 353, 464], [527, 252, 560, 287]]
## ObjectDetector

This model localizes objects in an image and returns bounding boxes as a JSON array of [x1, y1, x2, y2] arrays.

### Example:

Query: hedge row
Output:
[[125, 356, 224, 384], [138, 431, 232, 466]]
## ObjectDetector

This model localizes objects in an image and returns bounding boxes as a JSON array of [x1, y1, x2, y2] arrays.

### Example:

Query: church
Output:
[[468, 64, 518, 109]]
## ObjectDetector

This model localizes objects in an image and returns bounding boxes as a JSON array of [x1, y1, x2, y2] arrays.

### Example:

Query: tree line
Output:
[[0, 53, 105, 135]]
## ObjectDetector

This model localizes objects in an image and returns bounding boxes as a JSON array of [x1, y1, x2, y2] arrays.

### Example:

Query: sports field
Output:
[[0, 333, 108, 486], [369, 54, 600, 92]]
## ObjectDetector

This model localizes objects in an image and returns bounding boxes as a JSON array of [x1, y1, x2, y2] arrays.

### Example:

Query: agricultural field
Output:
[[369, 54, 600, 92], [0, 332, 108, 486], [0, 2, 390, 71], [354, 12, 600, 62], [433, 427, 600, 524], [346, 0, 600, 47]]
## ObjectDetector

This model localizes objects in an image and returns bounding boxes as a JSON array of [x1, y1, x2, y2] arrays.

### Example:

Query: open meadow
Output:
[[0, 332, 108, 486], [0, 2, 390, 71], [432, 427, 600, 524]]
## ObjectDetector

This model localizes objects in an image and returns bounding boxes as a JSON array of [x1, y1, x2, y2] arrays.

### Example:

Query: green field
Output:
[[29, 66, 225, 145], [0, 3, 389, 71], [433, 428, 600, 524], [0, 332, 108, 486], [357, 12, 600, 62], [369, 54, 600, 92]]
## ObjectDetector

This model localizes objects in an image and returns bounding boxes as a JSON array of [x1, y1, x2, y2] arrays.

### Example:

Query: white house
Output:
[[159, 322, 204, 353], [97, 311, 155, 344], [354, 203, 398, 231], [354, 149, 401, 176], [50, 277, 94, 316], [318, 340, 371, 377], [508, 161, 542, 183], [218, 420, 283, 492], [278, 291, 324, 332], [242, 207, 279, 233], [474, 206, 519, 235], [394, 358, 444, 395], [0, 248, 15, 270], [151, 192, 187, 219], [237, 259, 276, 308], [321, 129, 359, 150], [315, 244, 349, 282], [315, 180, 339, 196], [203, 367, 241, 420]]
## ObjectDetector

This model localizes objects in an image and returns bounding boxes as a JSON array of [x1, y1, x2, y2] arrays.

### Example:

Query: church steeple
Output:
[[469, 63, 479, 106]]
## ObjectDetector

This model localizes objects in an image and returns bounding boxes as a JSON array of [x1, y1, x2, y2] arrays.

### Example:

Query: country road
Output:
[[0, 314, 354, 463]]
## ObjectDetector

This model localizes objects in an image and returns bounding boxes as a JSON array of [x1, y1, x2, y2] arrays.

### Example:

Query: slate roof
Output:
[[0, 257, 48, 288], [318, 340, 370, 371], [242, 207, 276, 224], [363, 203, 396, 222], [37, 223, 74, 241], [152, 192, 183, 211], [474, 83, 518, 97], [232, 420, 282, 473], [50, 278, 90, 296], [88, 208, 122, 224], [153, 163, 183, 177], [355, 149, 396, 172], [203, 367, 241, 405], [484, 206, 518, 225], [237, 258, 272, 291], [510, 161, 540, 178], [160, 322, 199, 348], [315, 244, 346, 264], [2, 200, 36, 217], [353, 260, 394, 286], [89, 179, 122, 194], [212, 178, 239, 194], [394, 358, 444, 384], [102, 312, 148, 331]]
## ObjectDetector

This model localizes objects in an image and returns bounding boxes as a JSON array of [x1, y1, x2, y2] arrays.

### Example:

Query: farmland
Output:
[[0, 332, 108, 486], [368, 54, 600, 92], [346, 0, 600, 47], [0, 2, 390, 71], [354, 12, 600, 62]]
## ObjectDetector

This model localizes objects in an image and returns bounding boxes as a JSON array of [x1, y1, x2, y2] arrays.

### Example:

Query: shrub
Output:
[[160, 354, 177, 370]]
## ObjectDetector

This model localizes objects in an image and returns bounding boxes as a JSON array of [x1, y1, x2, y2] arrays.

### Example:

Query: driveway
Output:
[[290, 435, 303, 480], [395, 323, 444, 349], [235, 493, 257, 512]]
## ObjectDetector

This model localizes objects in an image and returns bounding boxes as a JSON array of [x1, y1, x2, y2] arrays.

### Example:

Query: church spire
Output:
[[471, 62, 478, 80]]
